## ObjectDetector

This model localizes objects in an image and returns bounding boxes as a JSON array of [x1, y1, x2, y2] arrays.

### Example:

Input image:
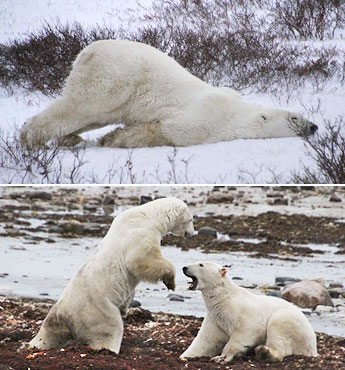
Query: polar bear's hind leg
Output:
[[98, 121, 174, 148], [28, 305, 72, 350]]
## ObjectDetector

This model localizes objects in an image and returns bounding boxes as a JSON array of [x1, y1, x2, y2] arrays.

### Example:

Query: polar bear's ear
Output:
[[219, 267, 227, 278]]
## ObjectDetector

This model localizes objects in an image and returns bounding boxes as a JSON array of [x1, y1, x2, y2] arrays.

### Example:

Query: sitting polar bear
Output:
[[20, 39, 318, 148], [180, 262, 317, 364], [28, 197, 194, 353]]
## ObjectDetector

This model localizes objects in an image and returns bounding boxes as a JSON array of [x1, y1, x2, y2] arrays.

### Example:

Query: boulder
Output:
[[282, 280, 334, 309]]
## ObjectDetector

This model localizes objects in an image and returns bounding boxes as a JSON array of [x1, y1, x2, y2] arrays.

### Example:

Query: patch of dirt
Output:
[[0, 297, 345, 370]]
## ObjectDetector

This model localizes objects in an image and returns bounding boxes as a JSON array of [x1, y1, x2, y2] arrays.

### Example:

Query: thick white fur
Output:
[[20, 40, 316, 148], [180, 261, 317, 364], [29, 198, 194, 353]]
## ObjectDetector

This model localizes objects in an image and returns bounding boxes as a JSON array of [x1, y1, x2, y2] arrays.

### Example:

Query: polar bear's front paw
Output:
[[211, 354, 232, 364], [162, 273, 175, 290], [211, 355, 225, 363], [19, 123, 47, 149]]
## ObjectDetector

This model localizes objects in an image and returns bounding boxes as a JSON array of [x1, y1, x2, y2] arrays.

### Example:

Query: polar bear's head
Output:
[[256, 109, 318, 138], [166, 199, 195, 240], [239, 104, 318, 139], [183, 261, 227, 291], [145, 197, 195, 239]]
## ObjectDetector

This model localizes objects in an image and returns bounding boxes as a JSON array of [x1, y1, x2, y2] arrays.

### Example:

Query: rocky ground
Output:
[[1, 186, 345, 259], [1, 296, 345, 370], [1, 185, 345, 369]]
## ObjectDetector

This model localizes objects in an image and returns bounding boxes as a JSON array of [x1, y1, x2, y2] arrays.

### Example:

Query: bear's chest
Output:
[[207, 302, 234, 335]]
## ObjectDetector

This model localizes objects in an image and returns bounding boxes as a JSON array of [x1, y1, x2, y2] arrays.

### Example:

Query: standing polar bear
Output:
[[29, 197, 194, 353], [20, 39, 318, 148], [180, 262, 317, 364]]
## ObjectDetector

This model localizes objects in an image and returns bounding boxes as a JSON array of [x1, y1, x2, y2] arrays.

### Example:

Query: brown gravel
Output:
[[0, 297, 345, 370]]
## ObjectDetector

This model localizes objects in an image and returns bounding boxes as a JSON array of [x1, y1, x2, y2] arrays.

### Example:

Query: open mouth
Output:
[[182, 267, 198, 290]]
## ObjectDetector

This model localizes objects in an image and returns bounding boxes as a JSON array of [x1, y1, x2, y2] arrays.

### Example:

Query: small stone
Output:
[[198, 226, 217, 237], [327, 288, 345, 298], [83, 205, 98, 212], [169, 296, 184, 302], [329, 282, 344, 288], [275, 277, 301, 286], [266, 192, 283, 198], [167, 293, 185, 302], [330, 195, 342, 203], [266, 290, 282, 298], [140, 195, 153, 205], [130, 300, 141, 308], [272, 197, 289, 205], [48, 226, 64, 233]]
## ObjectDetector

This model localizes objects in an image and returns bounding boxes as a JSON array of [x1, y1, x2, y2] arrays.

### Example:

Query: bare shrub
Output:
[[268, 0, 345, 40], [1, 0, 344, 97], [292, 117, 345, 184], [0, 129, 87, 184], [0, 22, 118, 95], [131, 0, 344, 93]]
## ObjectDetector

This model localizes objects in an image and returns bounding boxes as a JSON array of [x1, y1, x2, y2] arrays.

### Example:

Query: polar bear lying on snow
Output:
[[20, 39, 318, 148], [180, 261, 317, 364], [29, 197, 194, 353]]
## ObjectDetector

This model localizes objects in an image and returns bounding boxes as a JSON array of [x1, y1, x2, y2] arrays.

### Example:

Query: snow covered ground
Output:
[[0, 0, 344, 184]]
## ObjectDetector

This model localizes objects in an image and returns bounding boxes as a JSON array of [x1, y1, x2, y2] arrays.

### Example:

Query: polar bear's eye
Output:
[[199, 264, 203, 267], [291, 116, 298, 121], [261, 115, 267, 121]]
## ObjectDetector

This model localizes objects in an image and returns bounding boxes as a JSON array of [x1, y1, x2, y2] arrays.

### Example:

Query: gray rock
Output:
[[140, 195, 153, 205], [330, 195, 342, 203], [167, 293, 185, 302], [327, 288, 345, 298], [169, 296, 184, 302], [275, 277, 301, 286], [329, 282, 344, 288], [198, 226, 217, 237], [48, 226, 64, 233], [266, 290, 282, 298], [130, 300, 141, 308]]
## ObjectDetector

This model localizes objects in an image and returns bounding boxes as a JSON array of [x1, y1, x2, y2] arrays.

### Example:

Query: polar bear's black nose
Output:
[[184, 231, 193, 240], [310, 124, 318, 132]]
